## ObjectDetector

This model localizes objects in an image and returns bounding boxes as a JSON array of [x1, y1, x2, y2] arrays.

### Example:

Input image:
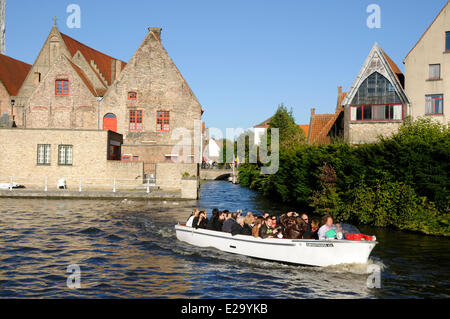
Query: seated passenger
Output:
[[243, 214, 254, 234], [318, 215, 337, 240], [231, 217, 252, 236], [214, 211, 226, 231], [222, 212, 237, 233], [301, 214, 315, 239], [206, 209, 220, 231], [283, 216, 306, 239], [194, 211, 208, 229], [186, 209, 199, 227], [259, 217, 276, 239], [310, 219, 319, 240], [271, 216, 278, 228], [252, 217, 264, 238]]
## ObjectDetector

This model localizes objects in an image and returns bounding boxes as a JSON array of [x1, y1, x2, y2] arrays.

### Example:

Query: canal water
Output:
[[0, 181, 448, 298]]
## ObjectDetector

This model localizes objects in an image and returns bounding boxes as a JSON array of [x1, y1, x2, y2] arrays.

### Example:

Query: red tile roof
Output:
[[60, 33, 126, 85], [308, 113, 335, 144], [299, 125, 309, 137], [0, 54, 32, 96], [66, 58, 99, 97], [308, 89, 346, 145], [380, 49, 405, 88]]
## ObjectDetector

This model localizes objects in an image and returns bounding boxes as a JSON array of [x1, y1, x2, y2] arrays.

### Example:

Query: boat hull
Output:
[[175, 225, 377, 267]]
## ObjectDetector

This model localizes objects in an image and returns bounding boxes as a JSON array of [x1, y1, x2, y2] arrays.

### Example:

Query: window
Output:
[[129, 110, 143, 131], [37, 144, 51, 165], [56, 80, 69, 95], [157, 111, 170, 132], [351, 72, 401, 105], [426, 94, 444, 115], [351, 104, 403, 121], [122, 155, 140, 162], [58, 145, 73, 166], [165, 155, 178, 163], [128, 92, 137, 100], [446, 32, 450, 51], [429, 64, 441, 80]]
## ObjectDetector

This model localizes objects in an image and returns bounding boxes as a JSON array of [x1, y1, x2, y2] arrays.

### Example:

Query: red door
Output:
[[103, 113, 117, 132]]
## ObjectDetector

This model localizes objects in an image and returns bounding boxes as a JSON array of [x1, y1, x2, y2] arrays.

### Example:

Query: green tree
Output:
[[263, 104, 306, 150]]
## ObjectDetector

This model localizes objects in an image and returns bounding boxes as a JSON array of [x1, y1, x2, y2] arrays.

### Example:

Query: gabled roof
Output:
[[254, 117, 272, 129], [60, 33, 126, 85], [307, 87, 346, 145], [66, 58, 99, 97], [308, 111, 340, 145], [380, 49, 405, 88], [405, 1, 450, 61], [342, 43, 409, 106], [0, 54, 32, 96]]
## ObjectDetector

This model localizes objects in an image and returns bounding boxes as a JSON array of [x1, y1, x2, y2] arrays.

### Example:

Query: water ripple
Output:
[[0, 182, 448, 298]]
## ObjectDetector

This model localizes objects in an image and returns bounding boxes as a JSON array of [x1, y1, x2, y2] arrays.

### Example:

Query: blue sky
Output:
[[5, 0, 448, 135]]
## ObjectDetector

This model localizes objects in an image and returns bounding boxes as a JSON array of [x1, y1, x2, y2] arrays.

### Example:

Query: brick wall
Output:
[[0, 128, 143, 190], [100, 30, 202, 169], [348, 122, 402, 144], [26, 55, 98, 129], [155, 163, 198, 190]]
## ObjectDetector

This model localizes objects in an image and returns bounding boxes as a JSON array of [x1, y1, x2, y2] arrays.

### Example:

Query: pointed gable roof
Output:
[[380, 49, 405, 88], [342, 43, 409, 106], [0, 54, 32, 96], [66, 58, 99, 97], [308, 109, 343, 145], [254, 117, 272, 129], [60, 33, 126, 85]]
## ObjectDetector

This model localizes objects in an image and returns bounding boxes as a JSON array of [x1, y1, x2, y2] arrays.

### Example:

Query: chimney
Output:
[[115, 59, 122, 80], [111, 59, 116, 82], [111, 59, 123, 83], [148, 27, 162, 39], [311, 108, 316, 116], [338, 86, 342, 95]]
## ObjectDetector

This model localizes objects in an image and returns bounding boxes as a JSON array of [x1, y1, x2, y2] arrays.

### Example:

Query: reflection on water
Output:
[[0, 181, 448, 298]]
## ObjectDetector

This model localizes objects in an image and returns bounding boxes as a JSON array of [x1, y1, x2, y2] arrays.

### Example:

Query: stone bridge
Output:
[[200, 169, 238, 183]]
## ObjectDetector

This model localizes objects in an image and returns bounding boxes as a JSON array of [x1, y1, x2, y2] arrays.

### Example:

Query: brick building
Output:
[[0, 128, 143, 190], [341, 43, 410, 144], [12, 23, 202, 175]]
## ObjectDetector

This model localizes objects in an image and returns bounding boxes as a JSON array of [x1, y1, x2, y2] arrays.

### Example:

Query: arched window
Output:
[[351, 72, 401, 105], [103, 113, 117, 132]]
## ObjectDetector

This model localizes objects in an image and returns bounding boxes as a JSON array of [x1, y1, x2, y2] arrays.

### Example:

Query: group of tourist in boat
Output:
[[185, 209, 337, 240]]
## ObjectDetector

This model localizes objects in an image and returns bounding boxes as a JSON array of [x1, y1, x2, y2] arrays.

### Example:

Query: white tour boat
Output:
[[175, 224, 377, 267]]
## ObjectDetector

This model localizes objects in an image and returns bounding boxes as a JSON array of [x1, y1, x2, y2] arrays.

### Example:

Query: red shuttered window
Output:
[[56, 80, 69, 95], [156, 111, 170, 132], [129, 110, 143, 131]]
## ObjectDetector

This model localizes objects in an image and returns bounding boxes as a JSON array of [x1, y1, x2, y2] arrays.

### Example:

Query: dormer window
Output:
[[128, 92, 137, 100], [56, 79, 69, 95]]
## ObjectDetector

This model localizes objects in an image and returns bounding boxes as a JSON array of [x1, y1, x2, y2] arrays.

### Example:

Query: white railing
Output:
[[0, 176, 157, 194]]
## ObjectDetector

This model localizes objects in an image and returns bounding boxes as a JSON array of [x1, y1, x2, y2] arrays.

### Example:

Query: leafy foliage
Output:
[[239, 117, 450, 236]]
